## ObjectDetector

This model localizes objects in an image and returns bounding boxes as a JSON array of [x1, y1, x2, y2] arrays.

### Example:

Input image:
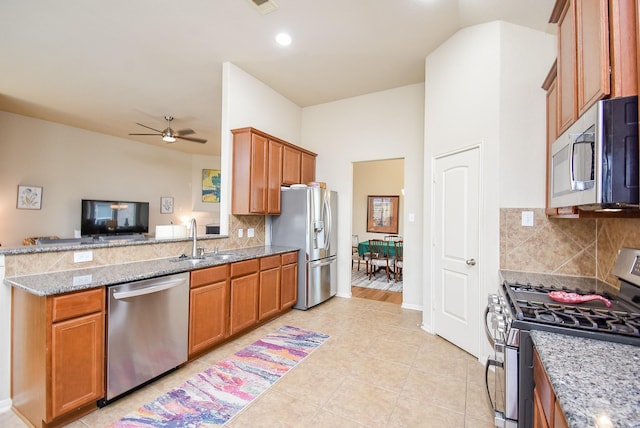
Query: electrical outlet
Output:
[[248, 228, 254, 238], [73, 250, 93, 263], [238, 228, 244, 238], [522, 211, 534, 227]]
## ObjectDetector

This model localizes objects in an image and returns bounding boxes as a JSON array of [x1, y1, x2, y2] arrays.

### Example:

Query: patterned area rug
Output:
[[351, 265, 402, 292], [109, 325, 329, 427]]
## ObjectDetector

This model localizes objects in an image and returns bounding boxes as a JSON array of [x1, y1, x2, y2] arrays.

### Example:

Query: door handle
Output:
[[466, 259, 476, 266]]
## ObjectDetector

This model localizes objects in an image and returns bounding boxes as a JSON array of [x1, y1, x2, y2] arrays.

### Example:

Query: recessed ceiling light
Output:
[[275, 32, 292, 46]]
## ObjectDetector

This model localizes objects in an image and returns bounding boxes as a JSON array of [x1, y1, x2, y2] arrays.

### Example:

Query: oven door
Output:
[[485, 304, 519, 428]]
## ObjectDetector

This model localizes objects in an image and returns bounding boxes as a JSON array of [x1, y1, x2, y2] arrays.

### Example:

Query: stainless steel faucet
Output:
[[190, 218, 198, 258]]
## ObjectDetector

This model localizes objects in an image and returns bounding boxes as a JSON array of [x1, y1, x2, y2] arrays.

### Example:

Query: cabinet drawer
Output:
[[51, 288, 104, 323], [230, 259, 259, 278], [191, 264, 229, 288], [260, 255, 281, 270], [282, 251, 297, 265]]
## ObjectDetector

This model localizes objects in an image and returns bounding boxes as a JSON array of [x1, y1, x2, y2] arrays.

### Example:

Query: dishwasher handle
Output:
[[112, 278, 187, 300]]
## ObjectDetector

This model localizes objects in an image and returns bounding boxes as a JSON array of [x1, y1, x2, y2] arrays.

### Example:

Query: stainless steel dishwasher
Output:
[[100, 272, 189, 406]]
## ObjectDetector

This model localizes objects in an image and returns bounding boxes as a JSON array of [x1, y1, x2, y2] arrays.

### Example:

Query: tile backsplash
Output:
[[500, 208, 640, 287]]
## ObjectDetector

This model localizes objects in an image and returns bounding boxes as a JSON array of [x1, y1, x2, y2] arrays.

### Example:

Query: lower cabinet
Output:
[[12, 287, 105, 428], [281, 251, 298, 309], [229, 259, 260, 335], [188, 264, 229, 358], [533, 348, 569, 428], [259, 255, 281, 320]]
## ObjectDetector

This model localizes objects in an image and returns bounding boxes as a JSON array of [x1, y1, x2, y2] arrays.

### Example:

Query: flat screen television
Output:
[[81, 199, 150, 237]]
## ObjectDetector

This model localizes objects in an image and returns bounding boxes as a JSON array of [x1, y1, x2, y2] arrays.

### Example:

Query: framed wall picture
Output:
[[17, 185, 43, 210], [366, 195, 399, 234], [160, 196, 174, 214], [202, 169, 221, 203]]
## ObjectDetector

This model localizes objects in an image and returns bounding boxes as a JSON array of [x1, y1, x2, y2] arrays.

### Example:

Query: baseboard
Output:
[[401, 302, 422, 312], [0, 397, 12, 412]]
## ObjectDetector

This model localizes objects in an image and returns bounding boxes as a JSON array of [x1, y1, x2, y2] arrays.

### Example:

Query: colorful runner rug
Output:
[[109, 325, 329, 427]]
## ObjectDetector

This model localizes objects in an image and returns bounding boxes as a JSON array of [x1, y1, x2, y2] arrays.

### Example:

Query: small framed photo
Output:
[[17, 185, 42, 210], [160, 196, 174, 214]]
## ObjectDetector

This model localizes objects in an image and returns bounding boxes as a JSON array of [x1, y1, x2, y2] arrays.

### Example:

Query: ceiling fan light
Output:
[[162, 135, 176, 143]]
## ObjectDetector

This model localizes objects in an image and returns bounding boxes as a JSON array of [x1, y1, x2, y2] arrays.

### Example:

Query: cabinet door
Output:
[[249, 133, 269, 214], [50, 312, 104, 419], [259, 267, 281, 320], [546, 72, 560, 216], [281, 259, 298, 310], [189, 280, 229, 357], [282, 145, 302, 185], [534, 387, 551, 428], [268, 140, 283, 214], [301, 152, 316, 185], [229, 273, 259, 335], [576, 0, 610, 115], [557, 0, 577, 134]]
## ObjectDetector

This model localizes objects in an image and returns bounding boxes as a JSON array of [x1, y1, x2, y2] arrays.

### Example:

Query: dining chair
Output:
[[367, 239, 395, 281], [393, 240, 403, 282], [384, 235, 402, 242], [351, 234, 362, 270]]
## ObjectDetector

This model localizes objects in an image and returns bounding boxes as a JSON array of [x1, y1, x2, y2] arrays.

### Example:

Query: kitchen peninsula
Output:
[[2, 237, 300, 428]]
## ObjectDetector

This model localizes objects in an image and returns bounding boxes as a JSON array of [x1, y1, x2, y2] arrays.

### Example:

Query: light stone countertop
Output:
[[531, 330, 640, 428], [3, 245, 299, 296]]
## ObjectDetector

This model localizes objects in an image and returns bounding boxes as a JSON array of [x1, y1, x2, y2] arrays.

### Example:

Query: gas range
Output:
[[499, 252, 640, 347], [485, 248, 640, 428]]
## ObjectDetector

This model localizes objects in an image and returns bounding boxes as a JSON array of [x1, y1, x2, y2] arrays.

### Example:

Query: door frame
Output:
[[427, 142, 491, 359]]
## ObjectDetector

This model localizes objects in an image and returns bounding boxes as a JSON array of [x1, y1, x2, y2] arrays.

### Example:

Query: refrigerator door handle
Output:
[[323, 196, 332, 251], [309, 255, 337, 268]]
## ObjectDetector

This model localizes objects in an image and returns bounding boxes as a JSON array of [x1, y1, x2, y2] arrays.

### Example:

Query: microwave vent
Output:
[[247, 0, 279, 15]]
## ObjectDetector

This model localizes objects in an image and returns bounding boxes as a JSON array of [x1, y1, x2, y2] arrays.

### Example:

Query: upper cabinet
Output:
[[231, 127, 317, 215], [551, 0, 637, 135], [545, 0, 638, 217]]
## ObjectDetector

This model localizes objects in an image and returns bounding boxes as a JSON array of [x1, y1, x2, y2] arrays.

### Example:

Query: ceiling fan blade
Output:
[[175, 128, 195, 136], [135, 122, 163, 133], [177, 135, 207, 144], [128, 133, 161, 136]]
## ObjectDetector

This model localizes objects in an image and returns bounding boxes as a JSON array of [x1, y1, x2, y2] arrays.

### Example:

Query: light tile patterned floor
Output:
[[1, 296, 494, 427]]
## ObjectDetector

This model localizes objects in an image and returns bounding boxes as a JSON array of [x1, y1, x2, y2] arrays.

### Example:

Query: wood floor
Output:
[[351, 285, 402, 304]]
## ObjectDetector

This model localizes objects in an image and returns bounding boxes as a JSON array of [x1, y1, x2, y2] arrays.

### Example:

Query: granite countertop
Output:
[[531, 330, 640, 428], [3, 245, 298, 296]]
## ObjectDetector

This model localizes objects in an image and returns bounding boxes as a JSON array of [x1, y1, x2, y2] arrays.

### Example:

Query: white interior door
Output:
[[433, 146, 480, 357]]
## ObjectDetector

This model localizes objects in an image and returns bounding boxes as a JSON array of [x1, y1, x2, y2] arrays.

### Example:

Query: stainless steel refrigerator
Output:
[[271, 187, 337, 310]]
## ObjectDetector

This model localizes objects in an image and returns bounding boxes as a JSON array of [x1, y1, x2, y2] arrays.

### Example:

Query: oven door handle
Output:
[[483, 305, 495, 348], [485, 357, 504, 413]]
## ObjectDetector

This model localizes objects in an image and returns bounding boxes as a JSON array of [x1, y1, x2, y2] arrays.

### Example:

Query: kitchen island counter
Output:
[[4, 245, 298, 296], [531, 330, 640, 428]]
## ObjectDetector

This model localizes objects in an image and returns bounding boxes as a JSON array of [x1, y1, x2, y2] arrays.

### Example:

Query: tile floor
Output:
[[1, 296, 495, 427]]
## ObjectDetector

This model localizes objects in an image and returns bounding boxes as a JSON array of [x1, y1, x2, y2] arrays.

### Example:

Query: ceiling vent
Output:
[[247, 0, 279, 15]]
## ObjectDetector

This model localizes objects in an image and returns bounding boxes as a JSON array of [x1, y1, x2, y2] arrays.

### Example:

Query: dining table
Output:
[[357, 240, 400, 257]]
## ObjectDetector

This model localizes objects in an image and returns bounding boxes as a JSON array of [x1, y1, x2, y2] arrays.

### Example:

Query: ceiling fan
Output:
[[128, 115, 207, 144]]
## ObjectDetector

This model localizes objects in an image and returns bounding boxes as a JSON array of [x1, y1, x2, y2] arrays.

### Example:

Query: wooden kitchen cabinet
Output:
[[231, 127, 317, 215], [12, 287, 105, 428], [533, 349, 569, 428], [258, 255, 281, 321], [188, 264, 229, 358], [282, 145, 302, 185], [551, 0, 638, 134], [301, 152, 316, 185], [543, 62, 560, 216], [281, 251, 298, 310], [229, 258, 260, 335]]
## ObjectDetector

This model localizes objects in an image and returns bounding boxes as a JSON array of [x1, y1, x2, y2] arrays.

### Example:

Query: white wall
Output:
[[0, 111, 221, 247], [0, 255, 8, 411], [302, 84, 425, 310], [219, 62, 303, 236], [423, 21, 555, 356]]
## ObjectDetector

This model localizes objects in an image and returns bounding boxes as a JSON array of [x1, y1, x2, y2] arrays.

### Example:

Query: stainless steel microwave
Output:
[[549, 95, 639, 211]]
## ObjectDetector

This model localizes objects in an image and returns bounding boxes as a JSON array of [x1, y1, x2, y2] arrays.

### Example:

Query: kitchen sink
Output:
[[170, 252, 238, 264]]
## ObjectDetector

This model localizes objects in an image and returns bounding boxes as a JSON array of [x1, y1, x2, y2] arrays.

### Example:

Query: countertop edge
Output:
[[4, 245, 299, 296]]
